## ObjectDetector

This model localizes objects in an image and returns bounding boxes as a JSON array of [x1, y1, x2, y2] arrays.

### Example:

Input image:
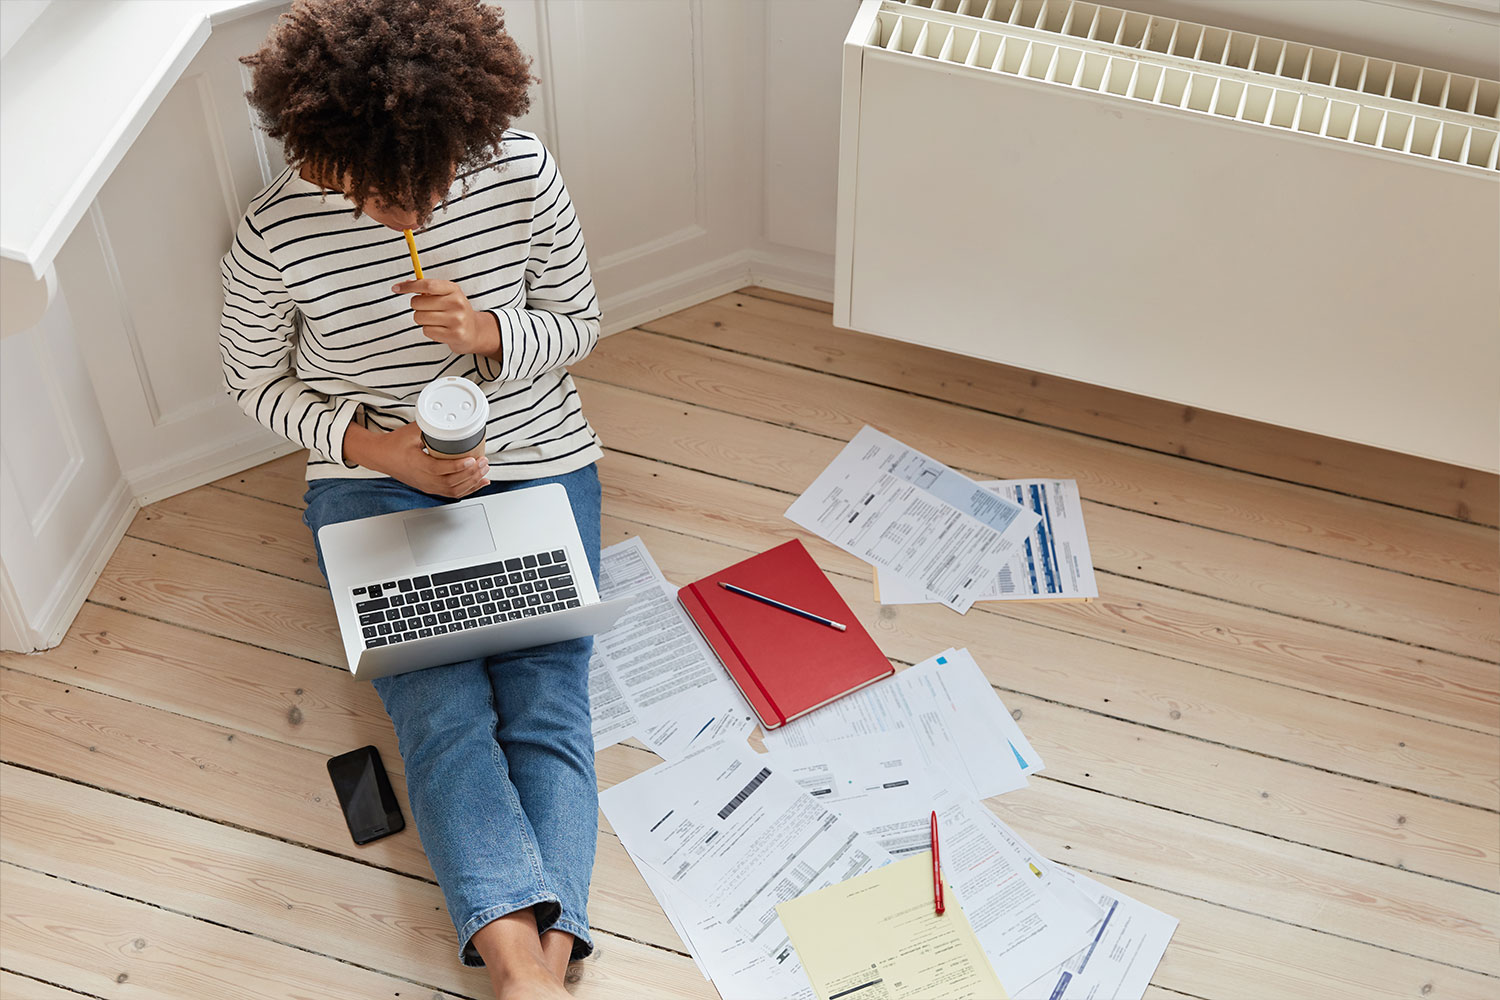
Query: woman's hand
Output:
[[344, 422, 490, 498], [393, 278, 501, 357]]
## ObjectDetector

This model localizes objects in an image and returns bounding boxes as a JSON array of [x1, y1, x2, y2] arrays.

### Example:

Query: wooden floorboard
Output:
[[3, 288, 1495, 999], [666, 292, 1500, 527]]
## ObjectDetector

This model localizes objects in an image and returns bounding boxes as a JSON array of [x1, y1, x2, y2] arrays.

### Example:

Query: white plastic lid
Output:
[[415, 377, 489, 442]]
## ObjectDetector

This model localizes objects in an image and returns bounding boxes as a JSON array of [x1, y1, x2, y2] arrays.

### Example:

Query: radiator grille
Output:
[[878, 0, 1500, 170]]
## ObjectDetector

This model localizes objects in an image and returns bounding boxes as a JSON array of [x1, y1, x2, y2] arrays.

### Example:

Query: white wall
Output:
[[514, 0, 767, 322], [0, 0, 50, 59], [756, 0, 850, 291]]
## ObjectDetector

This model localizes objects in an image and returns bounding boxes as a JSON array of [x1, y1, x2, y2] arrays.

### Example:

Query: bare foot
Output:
[[472, 911, 574, 999], [491, 963, 571, 1000]]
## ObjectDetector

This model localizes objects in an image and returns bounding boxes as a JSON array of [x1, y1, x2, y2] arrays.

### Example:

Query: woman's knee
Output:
[[489, 640, 592, 729], [375, 664, 498, 759]]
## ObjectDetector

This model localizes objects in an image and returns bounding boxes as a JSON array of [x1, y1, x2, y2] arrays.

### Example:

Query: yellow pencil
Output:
[[403, 229, 424, 279]]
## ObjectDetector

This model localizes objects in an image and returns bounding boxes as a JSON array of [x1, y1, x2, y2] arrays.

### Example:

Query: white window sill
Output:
[[0, 0, 283, 277]]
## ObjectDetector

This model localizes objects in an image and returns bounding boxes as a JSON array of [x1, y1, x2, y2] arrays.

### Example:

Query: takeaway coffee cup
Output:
[[415, 377, 489, 461]]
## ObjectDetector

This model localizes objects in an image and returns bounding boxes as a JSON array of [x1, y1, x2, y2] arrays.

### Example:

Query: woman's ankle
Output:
[[539, 929, 575, 983], [472, 913, 544, 974]]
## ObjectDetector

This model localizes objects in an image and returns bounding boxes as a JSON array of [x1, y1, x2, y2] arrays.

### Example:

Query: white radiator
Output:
[[835, 0, 1500, 472]]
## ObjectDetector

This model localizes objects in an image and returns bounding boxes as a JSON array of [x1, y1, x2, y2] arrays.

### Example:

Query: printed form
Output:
[[877, 479, 1099, 605], [587, 537, 753, 757], [630, 858, 815, 998], [600, 739, 891, 967], [602, 743, 812, 995], [935, 792, 1105, 991], [786, 426, 1040, 612], [765, 732, 938, 857], [777, 853, 1009, 1000], [763, 648, 1031, 798], [1013, 865, 1179, 1000]]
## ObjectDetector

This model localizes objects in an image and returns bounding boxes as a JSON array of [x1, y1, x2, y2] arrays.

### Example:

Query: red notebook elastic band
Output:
[[687, 581, 786, 727]]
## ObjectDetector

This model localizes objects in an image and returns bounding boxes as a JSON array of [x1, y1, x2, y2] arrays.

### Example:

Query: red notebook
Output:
[[678, 540, 894, 730]]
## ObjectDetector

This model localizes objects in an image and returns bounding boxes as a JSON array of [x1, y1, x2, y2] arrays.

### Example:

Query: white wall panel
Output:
[[565, 0, 703, 266], [763, 0, 847, 257], [56, 6, 293, 504], [0, 334, 80, 530], [93, 75, 240, 424], [540, 0, 762, 329], [543, 0, 705, 264], [0, 282, 132, 650]]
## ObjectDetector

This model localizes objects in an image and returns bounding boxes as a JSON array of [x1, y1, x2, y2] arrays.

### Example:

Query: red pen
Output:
[[931, 810, 944, 915]]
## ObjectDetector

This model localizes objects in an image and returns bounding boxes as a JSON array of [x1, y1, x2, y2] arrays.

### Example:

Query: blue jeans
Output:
[[303, 464, 601, 966]]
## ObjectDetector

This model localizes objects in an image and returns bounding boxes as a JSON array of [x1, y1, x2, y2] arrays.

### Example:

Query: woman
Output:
[[221, 3, 601, 996]]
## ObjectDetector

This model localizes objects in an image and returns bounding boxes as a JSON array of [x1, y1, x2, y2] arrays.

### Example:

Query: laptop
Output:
[[318, 483, 636, 680]]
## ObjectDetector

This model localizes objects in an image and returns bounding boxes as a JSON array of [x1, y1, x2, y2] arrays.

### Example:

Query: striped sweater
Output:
[[219, 130, 602, 482]]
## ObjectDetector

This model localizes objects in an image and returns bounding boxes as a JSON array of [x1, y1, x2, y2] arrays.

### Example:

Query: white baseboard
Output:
[[3, 476, 137, 652], [747, 249, 835, 304], [0, 565, 42, 652], [600, 251, 757, 335], [128, 431, 301, 507], [599, 247, 835, 335], [5, 432, 296, 652]]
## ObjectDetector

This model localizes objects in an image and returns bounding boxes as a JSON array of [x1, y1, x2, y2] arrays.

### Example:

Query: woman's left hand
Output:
[[393, 278, 501, 356]]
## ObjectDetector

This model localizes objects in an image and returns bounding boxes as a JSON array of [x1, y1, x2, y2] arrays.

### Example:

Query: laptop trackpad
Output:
[[404, 504, 495, 566]]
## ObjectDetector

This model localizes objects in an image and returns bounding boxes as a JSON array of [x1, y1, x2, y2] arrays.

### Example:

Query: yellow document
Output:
[[776, 853, 1008, 1000]]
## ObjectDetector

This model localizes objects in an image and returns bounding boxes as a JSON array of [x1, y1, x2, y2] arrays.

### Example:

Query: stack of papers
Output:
[[875, 478, 1099, 605], [599, 644, 1177, 1000], [587, 537, 756, 758], [786, 427, 1098, 613]]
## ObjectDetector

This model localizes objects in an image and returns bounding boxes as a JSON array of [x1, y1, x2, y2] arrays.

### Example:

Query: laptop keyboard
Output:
[[351, 548, 581, 648]]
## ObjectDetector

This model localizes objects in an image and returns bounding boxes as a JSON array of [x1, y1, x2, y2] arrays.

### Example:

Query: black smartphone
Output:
[[327, 745, 405, 845]]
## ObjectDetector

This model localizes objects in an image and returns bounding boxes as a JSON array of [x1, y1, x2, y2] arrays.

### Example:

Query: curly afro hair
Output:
[[242, 0, 534, 220]]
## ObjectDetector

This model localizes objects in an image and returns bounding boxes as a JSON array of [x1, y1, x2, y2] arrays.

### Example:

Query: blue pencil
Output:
[[719, 581, 847, 631]]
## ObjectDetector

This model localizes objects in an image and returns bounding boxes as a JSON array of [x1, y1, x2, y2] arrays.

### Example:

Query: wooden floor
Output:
[[2, 288, 1497, 1000]]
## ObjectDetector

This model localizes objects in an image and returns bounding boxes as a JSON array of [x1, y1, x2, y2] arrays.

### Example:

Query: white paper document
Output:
[[936, 792, 1105, 992], [763, 648, 1030, 799], [764, 733, 939, 857], [605, 752, 811, 995], [776, 853, 1010, 1000], [877, 478, 1098, 605], [786, 426, 1041, 613], [587, 537, 750, 755], [943, 645, 1046, 777], [600, 740, 892, 967], [1012, 865, 1179, 1000], [645, 863, 816, 998], [638, 705, 756, 760], [623, 845, 816, 998]]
